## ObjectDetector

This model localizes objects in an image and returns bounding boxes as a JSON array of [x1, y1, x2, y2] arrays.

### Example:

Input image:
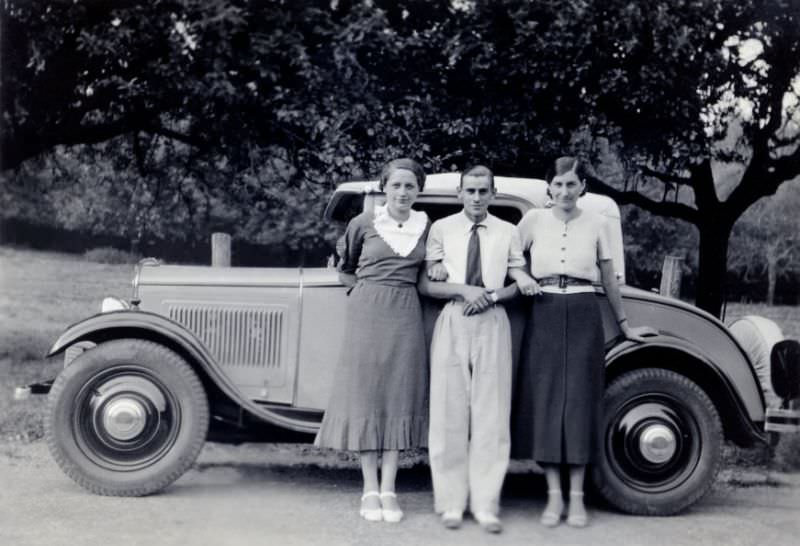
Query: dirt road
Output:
[[1, 441, 798, 546]]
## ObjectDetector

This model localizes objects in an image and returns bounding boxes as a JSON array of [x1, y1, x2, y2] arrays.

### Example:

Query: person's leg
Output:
[[429, 305, 470, 525], [359, 451, 382, 521], [380, 450, 399, 493], [379, 450, 403, 522], [540, 465, 564, 527], [361, 451, 381, 493], [567, 464, 588, 527], [468, 308, 511, 532]]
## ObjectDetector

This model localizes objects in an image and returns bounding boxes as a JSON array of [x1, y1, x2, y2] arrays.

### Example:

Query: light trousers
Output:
[[428, 302, 512, 516]]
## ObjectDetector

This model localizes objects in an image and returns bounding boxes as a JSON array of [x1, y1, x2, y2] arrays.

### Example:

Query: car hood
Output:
[[137, 265, 304, 287]]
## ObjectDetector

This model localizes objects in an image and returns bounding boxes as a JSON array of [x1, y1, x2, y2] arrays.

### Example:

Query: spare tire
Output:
[[729, 315, 783, 408]]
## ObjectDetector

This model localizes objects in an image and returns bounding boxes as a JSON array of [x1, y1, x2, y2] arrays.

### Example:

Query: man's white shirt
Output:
[[425, 211, 526, 290]]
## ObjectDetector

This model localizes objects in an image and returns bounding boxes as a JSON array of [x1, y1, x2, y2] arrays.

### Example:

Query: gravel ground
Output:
[[1, 440, 799, 546]]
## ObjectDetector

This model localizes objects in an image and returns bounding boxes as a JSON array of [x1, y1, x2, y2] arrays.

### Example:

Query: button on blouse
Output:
[[516, 208, 612, 283]]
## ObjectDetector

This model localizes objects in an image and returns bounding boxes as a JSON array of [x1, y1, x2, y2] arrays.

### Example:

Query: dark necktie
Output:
[[466, 223, 485, 287]]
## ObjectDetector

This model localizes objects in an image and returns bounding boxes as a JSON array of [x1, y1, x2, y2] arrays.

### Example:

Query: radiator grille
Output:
[[168, 303, 286, 368]]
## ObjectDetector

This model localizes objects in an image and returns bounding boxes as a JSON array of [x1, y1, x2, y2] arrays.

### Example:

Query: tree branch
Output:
[[587, 176, 700, 225], [639, 166, 694, 187], [727, 142, 800, 223], [145, 125, 208, 149]]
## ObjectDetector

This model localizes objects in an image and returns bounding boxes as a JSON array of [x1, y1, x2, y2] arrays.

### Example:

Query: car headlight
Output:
[[101, 297, 131, 313]]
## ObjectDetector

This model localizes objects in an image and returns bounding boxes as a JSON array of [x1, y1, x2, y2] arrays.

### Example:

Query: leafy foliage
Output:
[[2, 0, 799, 311]]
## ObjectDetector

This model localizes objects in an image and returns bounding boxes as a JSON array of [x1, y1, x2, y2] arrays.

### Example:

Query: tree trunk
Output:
[[695, 220, 734, 318], [766, 243, 777, 305]]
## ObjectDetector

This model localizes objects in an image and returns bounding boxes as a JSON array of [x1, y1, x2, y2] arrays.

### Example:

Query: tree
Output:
[[1, 0, 452, 252], [435, 0, 800, 316], [729, 178, 800, 304], [3, 1, 800, 315], [586, 0, 800, 316]]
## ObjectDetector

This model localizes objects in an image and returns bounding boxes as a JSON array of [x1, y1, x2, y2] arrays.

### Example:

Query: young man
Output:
[[418, 165, 539, 533]]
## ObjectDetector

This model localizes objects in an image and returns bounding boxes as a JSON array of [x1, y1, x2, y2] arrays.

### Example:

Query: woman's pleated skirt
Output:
[[314, 281, 429, 451]]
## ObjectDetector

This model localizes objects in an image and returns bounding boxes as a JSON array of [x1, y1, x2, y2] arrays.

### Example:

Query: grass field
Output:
[[1, 245, 798, 468], [0, 246, 131, 441]]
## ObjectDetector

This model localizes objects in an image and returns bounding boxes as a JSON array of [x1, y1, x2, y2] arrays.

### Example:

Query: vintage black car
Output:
[[18, 174, 800, 515]]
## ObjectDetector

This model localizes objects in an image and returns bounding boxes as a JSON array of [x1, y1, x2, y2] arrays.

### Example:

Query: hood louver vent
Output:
[[168, 303, 286, 369]]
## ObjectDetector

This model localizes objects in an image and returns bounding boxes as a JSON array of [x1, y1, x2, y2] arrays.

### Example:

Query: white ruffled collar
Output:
[[373, 205, 428, 257]]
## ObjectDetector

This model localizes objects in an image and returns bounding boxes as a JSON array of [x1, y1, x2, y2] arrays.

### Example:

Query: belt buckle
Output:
[[558, 275, 568, 289]]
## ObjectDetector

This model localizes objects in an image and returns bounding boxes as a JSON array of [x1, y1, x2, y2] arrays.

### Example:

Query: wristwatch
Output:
[[488, 289, 499, 303]]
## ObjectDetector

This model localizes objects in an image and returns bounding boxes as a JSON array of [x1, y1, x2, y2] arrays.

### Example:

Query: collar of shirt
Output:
[[457, 210, 492, 234], [372, 205, 428, 257]]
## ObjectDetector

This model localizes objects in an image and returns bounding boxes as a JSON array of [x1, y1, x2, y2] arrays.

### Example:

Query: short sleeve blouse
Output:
[[337, 210, 430, 286], [516, 208, 612, 282]]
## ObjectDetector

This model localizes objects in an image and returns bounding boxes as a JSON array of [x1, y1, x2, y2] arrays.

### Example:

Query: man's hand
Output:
[[516, 275, 543, 296], [427, 262, 449, 282], [461, 286, 492, 316]]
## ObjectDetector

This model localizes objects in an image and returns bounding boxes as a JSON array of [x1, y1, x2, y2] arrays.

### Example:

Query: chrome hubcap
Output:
[[606, 394, 703, 494], [73, 366, 182, 472], [638, 423, 677, 464], [102, 398, 147, 441]]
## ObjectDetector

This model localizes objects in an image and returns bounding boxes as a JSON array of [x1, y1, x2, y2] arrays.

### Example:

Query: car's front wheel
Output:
[[593, 368, 723, 515], [46, 339, 209, 496]]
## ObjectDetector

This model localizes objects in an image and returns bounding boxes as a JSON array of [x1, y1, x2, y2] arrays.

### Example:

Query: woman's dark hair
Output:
[[545, 156, 589, 196], [379, 158, 426, 191]]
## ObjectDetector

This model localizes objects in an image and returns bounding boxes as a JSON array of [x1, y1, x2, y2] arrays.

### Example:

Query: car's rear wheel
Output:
[[593, 368, 722, 515], [46, 339, 209, 496]]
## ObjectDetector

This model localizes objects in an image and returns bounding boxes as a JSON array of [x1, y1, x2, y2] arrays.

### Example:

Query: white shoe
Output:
[[380, 491, 404, 523], [566, 491, 589, 527], [359, 491, 382, 522], [474, 512, 503, 534], [441, 510, 463, 529]]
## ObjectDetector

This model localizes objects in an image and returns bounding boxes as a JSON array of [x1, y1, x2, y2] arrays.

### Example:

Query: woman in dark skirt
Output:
[[512, 156, 651, 527], [315, 158, 430, 524]]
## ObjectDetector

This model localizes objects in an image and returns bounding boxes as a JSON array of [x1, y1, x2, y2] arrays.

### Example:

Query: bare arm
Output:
[[507, 266, 542, 297], [599, 260, 656, 341], [490, 268, 529, 304], [418, 265, 493, 315], [493, 282, 520, 303], [418, 265, 486, 301]]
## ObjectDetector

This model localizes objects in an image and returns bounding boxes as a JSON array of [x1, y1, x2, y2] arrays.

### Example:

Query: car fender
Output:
[[47, 310, 318, 434], [605, 334, 767, 445]]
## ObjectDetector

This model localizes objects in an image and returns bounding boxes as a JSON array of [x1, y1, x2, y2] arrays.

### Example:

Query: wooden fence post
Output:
[[660, 255, 683, 298], [211, 232, 231, 267]]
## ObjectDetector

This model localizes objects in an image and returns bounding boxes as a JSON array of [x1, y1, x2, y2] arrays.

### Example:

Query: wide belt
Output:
[[537, 275, 592, 289]]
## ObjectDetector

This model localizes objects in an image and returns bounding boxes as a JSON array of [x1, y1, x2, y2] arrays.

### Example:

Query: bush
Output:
[[83, 246, 139, 264]]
